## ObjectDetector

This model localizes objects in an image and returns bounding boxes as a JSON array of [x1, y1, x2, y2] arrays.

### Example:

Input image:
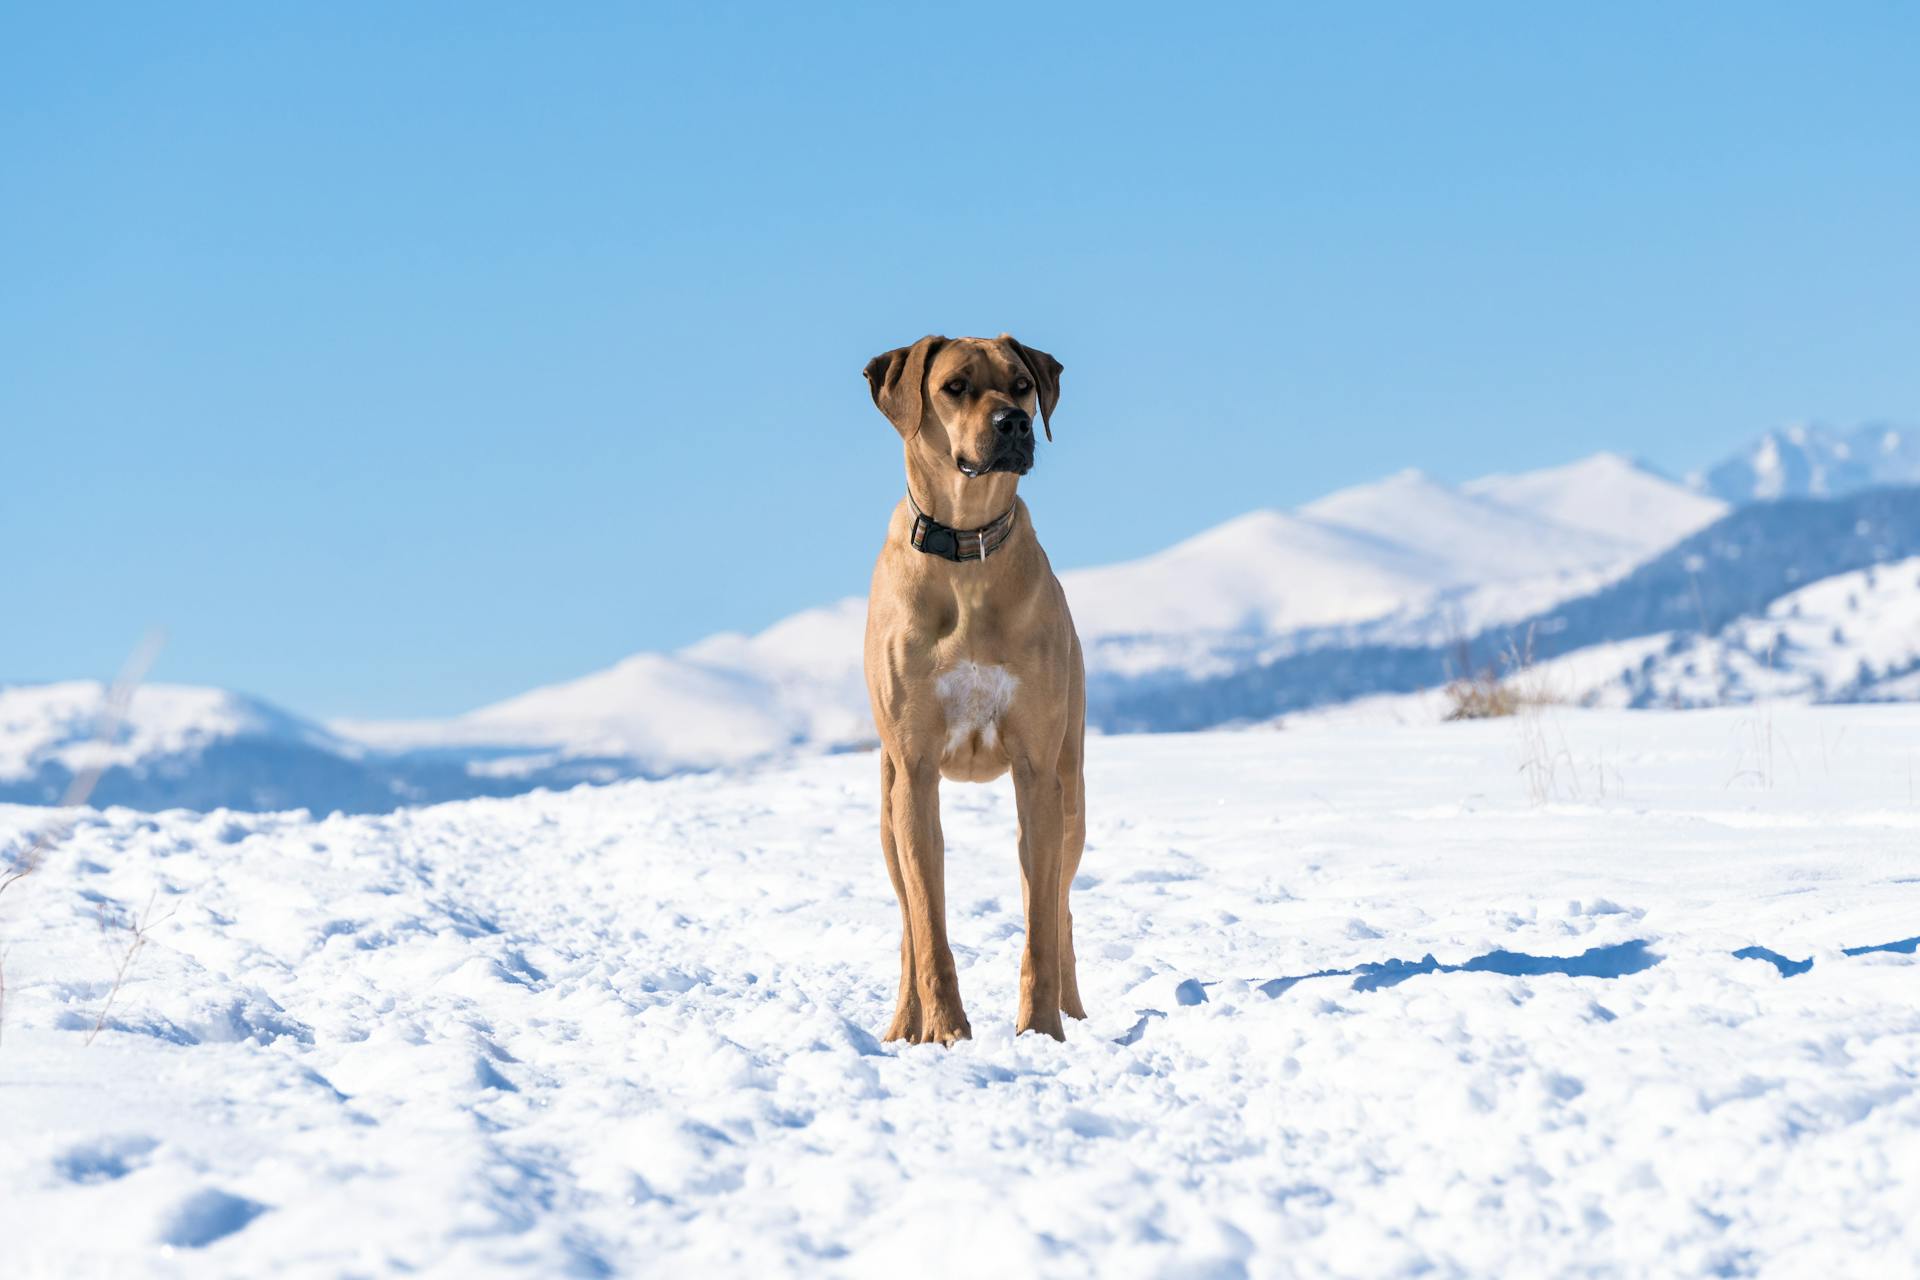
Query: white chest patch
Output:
[[935, 662, 1019, 755]]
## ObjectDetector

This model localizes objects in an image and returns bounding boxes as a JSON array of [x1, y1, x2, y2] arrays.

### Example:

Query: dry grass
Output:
[[1442, 634, 1554, 722], [1443, 672, 1527, 720]]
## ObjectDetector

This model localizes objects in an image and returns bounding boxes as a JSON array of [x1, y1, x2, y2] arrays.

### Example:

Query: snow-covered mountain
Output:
[[337, 597, 875, 776], [1101, 485, 1920, 730], [0, 681, 669, 815], [6, 450, 1913, 815], [0, 683, 398, 813], [1303, 464, 1642, 569], [1689, 422, 1920, 504], [1597, 556, 1920, 708], [359, 455, 1719, 765], [1464, 452, 1728, 552]]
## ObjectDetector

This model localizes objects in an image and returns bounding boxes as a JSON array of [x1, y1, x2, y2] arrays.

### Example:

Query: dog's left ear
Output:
[[863, 335, 947, 440], [999, 334, 1063, 441]]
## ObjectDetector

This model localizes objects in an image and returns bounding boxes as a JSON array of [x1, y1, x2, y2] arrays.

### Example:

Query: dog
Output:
[[860, 334, 1085, 1043]]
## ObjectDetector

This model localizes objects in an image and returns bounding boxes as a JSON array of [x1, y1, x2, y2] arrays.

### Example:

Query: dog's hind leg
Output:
[[878, 753, 923, 1042]]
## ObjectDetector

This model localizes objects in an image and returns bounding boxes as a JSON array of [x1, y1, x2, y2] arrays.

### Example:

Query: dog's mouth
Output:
[[957, 453, 1034, 479]]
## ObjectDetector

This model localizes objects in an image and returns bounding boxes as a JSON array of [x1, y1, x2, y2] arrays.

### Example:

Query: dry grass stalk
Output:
[[87, 891, 176, 1045]]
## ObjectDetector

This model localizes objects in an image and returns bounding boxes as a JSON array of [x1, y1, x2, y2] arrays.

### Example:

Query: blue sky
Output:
[[4, 3, 1916, 718]]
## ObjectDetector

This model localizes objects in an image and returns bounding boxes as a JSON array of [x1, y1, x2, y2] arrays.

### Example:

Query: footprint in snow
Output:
[[158, 1189, 268, 1248], [54, 1135, 158, 1184]]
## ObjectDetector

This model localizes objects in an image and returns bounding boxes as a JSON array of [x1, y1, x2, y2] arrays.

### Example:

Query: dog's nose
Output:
[[993, 407, 1032, 437]]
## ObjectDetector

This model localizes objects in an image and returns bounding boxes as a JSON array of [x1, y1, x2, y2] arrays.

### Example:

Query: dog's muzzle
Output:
[[965, 407, 1034, 476]]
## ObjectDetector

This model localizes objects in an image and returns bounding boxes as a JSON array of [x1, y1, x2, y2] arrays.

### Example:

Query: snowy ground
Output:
[[2, 706, 1917, 1277]]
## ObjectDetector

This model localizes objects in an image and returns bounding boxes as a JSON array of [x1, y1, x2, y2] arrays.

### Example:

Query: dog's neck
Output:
[[902, 448, 1020, 533]]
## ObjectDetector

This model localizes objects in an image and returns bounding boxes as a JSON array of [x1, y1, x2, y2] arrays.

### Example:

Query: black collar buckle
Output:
[[913, 513, 961, 560], [906, 490, 1013, 563]]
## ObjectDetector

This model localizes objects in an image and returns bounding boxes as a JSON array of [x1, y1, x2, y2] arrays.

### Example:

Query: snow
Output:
[[4, 706, 1917, 1276]]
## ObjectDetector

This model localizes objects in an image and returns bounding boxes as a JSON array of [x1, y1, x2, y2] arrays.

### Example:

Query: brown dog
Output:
[[861, 334, 1086, 1043]]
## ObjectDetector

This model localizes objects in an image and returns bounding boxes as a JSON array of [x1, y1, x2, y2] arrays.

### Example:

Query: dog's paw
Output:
[[883, 995, 922, 1044], [887, 1002, 971, 1047], [1016, 1006, 1066, 1042], [917, 1004, 972, 1046]]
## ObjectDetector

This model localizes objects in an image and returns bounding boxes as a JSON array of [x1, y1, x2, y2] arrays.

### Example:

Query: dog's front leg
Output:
[[1011, 755, 1067, 1041], [887, 753, 970, 1044], [877, 753, 922, 1042]]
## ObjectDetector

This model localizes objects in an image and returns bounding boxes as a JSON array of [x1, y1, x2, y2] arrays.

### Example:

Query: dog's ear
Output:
[[862, 335, 947, 439], [999, 334, 1063, 441]]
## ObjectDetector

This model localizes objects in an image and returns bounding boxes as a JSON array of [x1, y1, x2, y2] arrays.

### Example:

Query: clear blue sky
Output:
[[4, 4, 1916, 719]]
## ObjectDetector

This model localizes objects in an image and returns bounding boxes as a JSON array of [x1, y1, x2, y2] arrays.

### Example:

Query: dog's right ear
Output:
[[862, 335, 947, 440]]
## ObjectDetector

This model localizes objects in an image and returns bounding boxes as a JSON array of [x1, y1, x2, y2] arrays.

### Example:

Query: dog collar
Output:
[[905, 490, 1017, 563]]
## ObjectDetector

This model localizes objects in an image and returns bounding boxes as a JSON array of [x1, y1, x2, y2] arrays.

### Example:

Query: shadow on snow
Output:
[[1116, 933, 1920, 1043], [1735, 933, 1919, 977], [1115, 940, 1659, 1045]]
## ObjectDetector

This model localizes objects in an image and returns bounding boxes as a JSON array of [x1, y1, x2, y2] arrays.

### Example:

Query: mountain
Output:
[[1301, 467, 1639, 574], [1689, 423, 1920, 504], [0, 682, 406, 813], [5, 454, 1910, 815], [358, 455, 1710, 764], [337, 597, 875, 775], [0, 681, 677, 815], [1100, 486, 1920, 730], [350, 654, 813, 773]]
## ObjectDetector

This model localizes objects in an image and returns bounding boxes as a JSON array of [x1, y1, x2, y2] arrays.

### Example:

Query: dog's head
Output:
[[863, 335, 1063, 479]]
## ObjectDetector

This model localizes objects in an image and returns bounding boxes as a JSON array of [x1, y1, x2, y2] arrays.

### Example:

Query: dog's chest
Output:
[[934, 661, 1018, 755]]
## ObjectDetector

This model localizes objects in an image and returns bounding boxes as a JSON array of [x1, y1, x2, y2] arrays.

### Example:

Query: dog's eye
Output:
[[1012, 378, 1032, 395], [942, 379, 968, 396]]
